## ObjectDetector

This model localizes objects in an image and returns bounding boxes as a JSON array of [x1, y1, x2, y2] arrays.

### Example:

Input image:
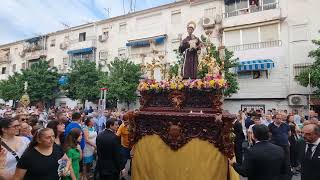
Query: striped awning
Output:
[[126, 35, 167, 47], [237, 59, 274, 72], [67, 47, 95, 55]]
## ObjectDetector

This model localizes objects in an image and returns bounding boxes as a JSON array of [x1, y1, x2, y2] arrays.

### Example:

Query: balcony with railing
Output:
[[24, 50, 47, 61], [293, 63, 312, 78], [226, 40, 282, 51], [20, 37, 47, 60], [223, 2, 281, 28], [69, 36, 97, 51]]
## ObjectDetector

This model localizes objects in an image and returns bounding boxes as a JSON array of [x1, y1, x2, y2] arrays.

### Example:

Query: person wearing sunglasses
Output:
[[0, 117, 30, 179], [19, 123, 32, 141], [16, 114, 29, 124]]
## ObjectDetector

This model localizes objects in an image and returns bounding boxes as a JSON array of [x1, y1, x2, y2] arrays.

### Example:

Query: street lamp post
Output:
[[99, 87, 108, 110], [308, 72, 311, 119]]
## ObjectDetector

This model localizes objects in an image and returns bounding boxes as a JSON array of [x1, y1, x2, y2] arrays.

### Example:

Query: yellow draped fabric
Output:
[[132, 135, 240, 180]]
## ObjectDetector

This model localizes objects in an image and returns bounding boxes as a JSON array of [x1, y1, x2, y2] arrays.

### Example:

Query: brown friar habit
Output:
[[179, 35, 200, 79]]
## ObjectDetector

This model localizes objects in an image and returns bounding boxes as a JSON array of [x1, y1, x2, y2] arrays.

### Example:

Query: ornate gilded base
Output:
[[139, 89, 223, 114], [130, 111, 235, 159]]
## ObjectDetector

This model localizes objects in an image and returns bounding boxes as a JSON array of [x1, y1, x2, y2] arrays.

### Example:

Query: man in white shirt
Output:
[[248, 116, 261, 145], [262, 114, 273, 126], [293, 110, 302, 125]]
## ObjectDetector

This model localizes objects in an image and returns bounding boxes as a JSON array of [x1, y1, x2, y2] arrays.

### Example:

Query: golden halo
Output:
[[187, 21, 196, 30]]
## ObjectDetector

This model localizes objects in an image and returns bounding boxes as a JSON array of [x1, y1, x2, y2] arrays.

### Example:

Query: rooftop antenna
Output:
[[122, 0, 126, 14], [60, 22, 70, 29], [103, 8, 111, 18], [129, 0, 133, 13]]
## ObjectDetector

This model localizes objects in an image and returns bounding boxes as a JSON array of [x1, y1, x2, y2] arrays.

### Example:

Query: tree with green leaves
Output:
[[0, 60, 60, 106], [62, 60, 102, 107], [296, 36, 320, 96], [0, 73, 24, 102], [198, 44, 239, 96], [168, 49, 184, 79], [106, 57, 142, 108], [21, 61, 60, 105]]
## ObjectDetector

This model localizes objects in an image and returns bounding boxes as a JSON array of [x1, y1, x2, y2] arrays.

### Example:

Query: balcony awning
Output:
[[237, 59, 274, 72], [126, 40, 150, 47], [126, 35, 167, 47], [67, 47, 95, 55]]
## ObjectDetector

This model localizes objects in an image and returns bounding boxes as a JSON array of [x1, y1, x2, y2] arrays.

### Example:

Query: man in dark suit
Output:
[[298, 123, 320, 180], [95, 119, 124, 180], [233, 118, 245, 164], [230, 124, 290, 180]]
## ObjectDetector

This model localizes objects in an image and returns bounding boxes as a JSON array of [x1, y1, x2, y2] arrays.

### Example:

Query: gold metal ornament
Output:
[[20, 94, 30, 107]]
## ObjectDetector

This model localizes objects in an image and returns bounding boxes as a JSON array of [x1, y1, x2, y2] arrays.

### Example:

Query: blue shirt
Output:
[[95, 115, 106, 134], [293, 114, 302, 125], [245, 117, 254, 129], [268, 122, 290, 146], [64, 122, 85, 150]]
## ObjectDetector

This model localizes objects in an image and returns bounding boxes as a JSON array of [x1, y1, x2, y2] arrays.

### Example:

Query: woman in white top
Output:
[[0, 117, 30, 178], [82, 117, 97, 180], [238, 110, 247, 139]]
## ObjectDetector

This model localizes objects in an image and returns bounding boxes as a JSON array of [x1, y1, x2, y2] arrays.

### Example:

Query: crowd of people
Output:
[[231, 108, 320, 180], [0, 104, 320, 180], [0, 105, 132, 180]]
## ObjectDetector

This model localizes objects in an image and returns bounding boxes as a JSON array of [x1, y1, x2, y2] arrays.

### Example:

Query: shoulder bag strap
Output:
[[1, 141, 20, 161]]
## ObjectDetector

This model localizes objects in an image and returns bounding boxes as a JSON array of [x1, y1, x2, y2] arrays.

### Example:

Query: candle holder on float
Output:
[[159, 55, 170, 80], [139, 54, 147, 74], [146, 58, 161, 80], [20, 81, 30, 108]]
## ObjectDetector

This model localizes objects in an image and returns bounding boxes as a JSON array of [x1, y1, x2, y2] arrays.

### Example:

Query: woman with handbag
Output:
[[0, 117, 30, 179]]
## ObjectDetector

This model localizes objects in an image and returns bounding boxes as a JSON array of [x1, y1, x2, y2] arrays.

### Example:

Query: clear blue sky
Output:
[[0, 0, 175, 45]]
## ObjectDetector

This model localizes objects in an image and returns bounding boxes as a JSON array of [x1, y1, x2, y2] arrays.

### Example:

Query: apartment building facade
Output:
[[0, 0, 319, 113], [222, 0, 320, 114]]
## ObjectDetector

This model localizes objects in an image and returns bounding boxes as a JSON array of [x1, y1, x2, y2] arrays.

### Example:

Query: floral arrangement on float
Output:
[[138, 74, 227, 92]]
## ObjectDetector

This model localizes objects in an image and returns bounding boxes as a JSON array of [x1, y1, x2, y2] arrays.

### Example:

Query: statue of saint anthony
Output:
[[179, 21, 201, 79]]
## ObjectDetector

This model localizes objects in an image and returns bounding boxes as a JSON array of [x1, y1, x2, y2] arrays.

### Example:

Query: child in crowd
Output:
[[64, 128, 83, 180]]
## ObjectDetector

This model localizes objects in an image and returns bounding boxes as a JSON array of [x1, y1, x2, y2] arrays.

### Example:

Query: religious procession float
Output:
[[129, 22, 239, 180]]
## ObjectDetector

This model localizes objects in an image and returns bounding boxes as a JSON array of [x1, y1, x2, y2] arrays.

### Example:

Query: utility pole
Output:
[[308, 72, 311, 119]]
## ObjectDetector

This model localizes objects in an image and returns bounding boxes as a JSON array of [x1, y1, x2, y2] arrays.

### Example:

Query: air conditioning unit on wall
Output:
[[19, 51, 25, 57], [98, 34, 109, 42], [59, 43, 67, 50], [202, 16, 215, 29], [288, 95, 307, 106]]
